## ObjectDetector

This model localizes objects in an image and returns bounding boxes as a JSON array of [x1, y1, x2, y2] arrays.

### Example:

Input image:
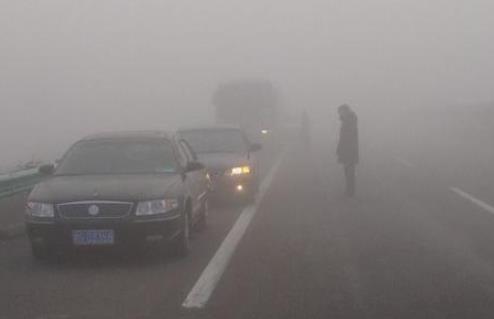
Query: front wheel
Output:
[[195, 199, 209, 232], [31, 242, 49, 260], [244, 180, 259, 204], [172, 212, 190, 257]]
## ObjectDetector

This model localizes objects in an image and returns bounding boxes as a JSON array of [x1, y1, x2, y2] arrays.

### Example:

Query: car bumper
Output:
[[26, 215, 182, 247], [210, 175, 257, 198]]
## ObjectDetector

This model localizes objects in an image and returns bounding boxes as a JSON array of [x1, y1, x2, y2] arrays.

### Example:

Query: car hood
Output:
[[28, 174, 183, 203], [197, 152, 249, 173]]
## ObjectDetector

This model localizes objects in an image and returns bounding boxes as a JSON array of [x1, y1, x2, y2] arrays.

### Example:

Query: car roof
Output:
[[177, 125, 242, 132], [81, 130, 174, 142]]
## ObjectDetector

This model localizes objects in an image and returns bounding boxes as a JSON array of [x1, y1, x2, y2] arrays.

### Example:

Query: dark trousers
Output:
[[343, 164, 356, 196]]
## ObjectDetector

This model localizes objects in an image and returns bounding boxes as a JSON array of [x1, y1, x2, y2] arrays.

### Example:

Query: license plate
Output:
[[72, 229, 114, 246]]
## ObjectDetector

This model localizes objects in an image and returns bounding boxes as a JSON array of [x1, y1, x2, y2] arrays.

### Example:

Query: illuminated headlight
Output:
[[261, 129, 269, 134], [136, 199, 179, 216], [230, 166, 251, 176], [26, 202, 55, 218]]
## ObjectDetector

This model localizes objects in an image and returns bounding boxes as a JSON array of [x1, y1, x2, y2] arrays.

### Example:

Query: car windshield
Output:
[[180, 129, 247, 154], [55, 139, 178, 175]]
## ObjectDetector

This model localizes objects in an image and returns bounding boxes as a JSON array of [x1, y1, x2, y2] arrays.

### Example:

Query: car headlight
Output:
[[136, 199, 179, 216], [230, 166, 251, 176], [26, 202, 55, 218]]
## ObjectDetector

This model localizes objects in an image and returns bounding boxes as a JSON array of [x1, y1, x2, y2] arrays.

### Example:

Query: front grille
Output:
[[57, 201, 133, 219]]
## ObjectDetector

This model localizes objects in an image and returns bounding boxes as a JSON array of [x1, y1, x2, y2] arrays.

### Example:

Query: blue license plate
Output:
[[72, 229, 114, 246]]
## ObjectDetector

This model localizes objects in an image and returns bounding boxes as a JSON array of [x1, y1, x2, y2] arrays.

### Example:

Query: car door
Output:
[[178, 140, 208, 221]]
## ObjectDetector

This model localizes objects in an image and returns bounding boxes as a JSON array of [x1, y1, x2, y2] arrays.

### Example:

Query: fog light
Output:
[[236, 184, 244, 191]]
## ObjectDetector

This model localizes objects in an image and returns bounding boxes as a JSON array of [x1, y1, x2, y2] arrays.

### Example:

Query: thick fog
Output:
[[1, 0, 493, 170]]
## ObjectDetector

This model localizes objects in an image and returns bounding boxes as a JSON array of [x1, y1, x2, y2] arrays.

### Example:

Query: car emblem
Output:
[[88, 205, 100, 216]]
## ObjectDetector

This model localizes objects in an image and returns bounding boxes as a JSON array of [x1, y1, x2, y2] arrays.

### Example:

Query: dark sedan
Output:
[[26, 131, 210, 259], [178, 126, 261, 202]]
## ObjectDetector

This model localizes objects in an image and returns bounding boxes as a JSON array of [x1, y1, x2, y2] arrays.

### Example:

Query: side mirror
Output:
[[249, 143, 262, 152], [38, 164, 55, 175], [185, 161, 205, 172]]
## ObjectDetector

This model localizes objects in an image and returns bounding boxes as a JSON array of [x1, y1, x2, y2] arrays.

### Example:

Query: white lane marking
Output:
[[394, 157, 415, 168], [450, 187, 494, 215], [182, 154, 285, 309]]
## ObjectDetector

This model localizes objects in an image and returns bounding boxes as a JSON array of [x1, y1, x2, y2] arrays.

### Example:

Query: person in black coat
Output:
[[337, 104, 359, 196]]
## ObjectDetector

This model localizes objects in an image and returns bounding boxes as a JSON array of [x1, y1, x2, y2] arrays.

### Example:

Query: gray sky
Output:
[[1, 0, 493, 168]]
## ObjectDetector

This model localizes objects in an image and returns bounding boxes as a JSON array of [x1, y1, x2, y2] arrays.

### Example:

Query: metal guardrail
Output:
[[0, 168, 44, 199]]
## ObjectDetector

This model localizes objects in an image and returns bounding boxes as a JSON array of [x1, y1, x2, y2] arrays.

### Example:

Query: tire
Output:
[[195, 199, 208, 232], [172, 211, 191, 257], [31, 242, 49, 260], [251, 175, 260, 194], [243, 182, 258, 204]]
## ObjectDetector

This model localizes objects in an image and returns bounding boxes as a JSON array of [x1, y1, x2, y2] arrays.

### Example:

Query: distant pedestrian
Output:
[[337, 104, 359, 197]]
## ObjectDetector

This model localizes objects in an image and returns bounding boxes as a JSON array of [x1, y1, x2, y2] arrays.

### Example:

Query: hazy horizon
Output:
[[1, 0, 493, 169]]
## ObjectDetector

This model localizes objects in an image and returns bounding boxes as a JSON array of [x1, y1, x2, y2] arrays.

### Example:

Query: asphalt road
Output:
[[2, 133, 494, 318]]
